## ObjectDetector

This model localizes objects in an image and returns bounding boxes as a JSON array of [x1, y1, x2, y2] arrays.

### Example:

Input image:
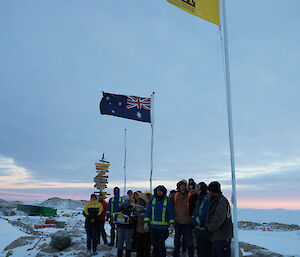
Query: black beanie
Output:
[[91, 193, 97, 199], [208, 181, 222, 194], [188, 182, 196, 190], [197, 182, 208, 195]]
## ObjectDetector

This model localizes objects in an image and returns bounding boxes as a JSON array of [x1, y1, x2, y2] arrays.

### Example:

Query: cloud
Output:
[[0, 155, 32, 183], [0, 155, 94, 189], [213, 156, 300, 183], [0, 155, 187, 191]]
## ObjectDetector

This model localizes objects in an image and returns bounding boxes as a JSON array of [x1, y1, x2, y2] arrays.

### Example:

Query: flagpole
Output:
[[221, 0, 239, 256], [124, 128, 127, 196], [150, 92, 155, 192]]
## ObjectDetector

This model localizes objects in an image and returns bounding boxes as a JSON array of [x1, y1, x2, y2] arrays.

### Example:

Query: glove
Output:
[[144, 222, 149, 232], [169, 223, 175, 234]]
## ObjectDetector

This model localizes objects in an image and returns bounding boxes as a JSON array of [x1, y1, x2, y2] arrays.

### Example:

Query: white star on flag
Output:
[[136, 112, 142, 119]]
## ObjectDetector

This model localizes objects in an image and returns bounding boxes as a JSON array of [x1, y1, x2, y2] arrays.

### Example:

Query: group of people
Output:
[[83, 179, 233, 257]]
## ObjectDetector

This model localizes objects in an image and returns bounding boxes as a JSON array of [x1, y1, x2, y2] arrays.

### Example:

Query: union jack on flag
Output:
[[127, 96, 151, 111], [100, 92, 151, 123]]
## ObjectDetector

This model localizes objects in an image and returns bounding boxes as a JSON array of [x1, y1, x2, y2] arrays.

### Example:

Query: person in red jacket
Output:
[[98, 194, 108, 245]]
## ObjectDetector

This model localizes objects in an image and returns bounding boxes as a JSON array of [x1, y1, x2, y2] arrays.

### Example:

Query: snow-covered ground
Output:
[[238, 208, 300, 226], [237, 208, 300, 256], [1, 199, 300, 257], [0, 219, 27, 252], [239, 230, 300, 257]]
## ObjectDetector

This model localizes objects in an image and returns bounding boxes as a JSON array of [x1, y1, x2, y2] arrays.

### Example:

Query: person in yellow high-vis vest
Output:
[[106, 187, 122, 246], [144, 185, 175, 257]]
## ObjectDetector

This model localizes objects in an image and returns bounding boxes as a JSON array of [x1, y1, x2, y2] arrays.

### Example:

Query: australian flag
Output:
[[100, 92, 151, 123]]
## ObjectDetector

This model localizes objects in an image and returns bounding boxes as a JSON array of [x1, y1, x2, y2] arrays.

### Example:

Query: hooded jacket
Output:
[[135, 193, 149, 233], [83, 200, 103, 227], [206, 194, 233, 241], [106, 194, 122, 218], [191, 194, 210, 240], [144, 186, 175, 230]]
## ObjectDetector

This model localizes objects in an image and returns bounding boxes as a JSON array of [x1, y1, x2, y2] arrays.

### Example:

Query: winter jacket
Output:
[[144, 197, 175, 230], [106, 195, 122, 218], [189, 193, 198, 215], [83, 200, 103, 228], [134, 194, 148, 233], [191, 194, 210, 240], [98, 200, 107, 221], [118, 203, 134, 229], [171, 191, 192, 224], [129, 196, 136, 206], [206, 194, 233, 241], [136, 215, 147, 233]]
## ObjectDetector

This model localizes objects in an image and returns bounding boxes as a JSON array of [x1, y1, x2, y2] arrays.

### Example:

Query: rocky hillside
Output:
[[39, 197, 87, 210], [0, 199, 23, 209]]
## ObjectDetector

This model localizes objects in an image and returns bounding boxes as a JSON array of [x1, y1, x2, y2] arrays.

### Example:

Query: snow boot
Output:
[[117, 249, 123, 257]]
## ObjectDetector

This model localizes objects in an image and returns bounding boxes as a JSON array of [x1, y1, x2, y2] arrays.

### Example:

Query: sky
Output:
[[0, 0, 300, 209]]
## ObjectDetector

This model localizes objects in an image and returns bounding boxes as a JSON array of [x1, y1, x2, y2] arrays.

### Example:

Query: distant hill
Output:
[[0, 199, 23, 209], [39, 197, 87, 210]]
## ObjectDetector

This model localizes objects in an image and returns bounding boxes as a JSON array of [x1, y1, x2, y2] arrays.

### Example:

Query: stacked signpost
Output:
[[94, 155, 110, 196]]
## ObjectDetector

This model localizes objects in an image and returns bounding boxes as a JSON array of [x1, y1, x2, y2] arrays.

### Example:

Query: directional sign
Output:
[[94, 159, 110, 193], [94, 183, 107, 187], [95, 185, 108, 190], [94, 174, 108, 179], [94, 181, 108, 186], [94, 178, 108, 183], [97, 171, 108, 175], [95, 163, 110, 170]]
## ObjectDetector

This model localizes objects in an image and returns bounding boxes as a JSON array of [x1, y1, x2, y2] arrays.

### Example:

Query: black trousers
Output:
[[109, 220, 117, 244], [86, 226, 98, 252], [195, 236, 212, 257], [211, 240, 231, 257], [173, 223, 194, 257], [136, 232, 151, 257], [150, 229, 169, 257], [97, 220, 108, 244]]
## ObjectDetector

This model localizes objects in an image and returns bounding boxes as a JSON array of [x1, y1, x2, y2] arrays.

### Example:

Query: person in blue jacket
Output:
[[191, 182, 211, 257], [106, 186, 122, 246], [144, 185, 175, 257]]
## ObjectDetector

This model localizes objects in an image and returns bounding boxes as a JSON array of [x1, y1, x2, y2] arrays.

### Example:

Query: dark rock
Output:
[[39, 243, 58, 253], [50, 232, 72, 251]]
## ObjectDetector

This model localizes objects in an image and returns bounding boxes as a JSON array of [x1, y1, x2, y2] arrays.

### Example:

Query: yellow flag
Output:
[[167, 0, 219, 25]]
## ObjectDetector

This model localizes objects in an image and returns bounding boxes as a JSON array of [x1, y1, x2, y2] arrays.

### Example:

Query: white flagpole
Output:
[[124, 128, 127, 196], [150, 92, 155, 192], [221, 0, 239, 256]]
